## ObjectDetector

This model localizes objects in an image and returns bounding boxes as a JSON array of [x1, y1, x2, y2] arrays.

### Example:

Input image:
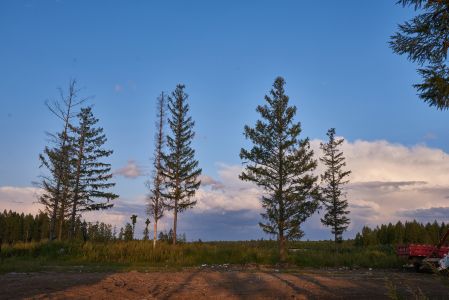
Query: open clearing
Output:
[[1, 268, 449, 299]]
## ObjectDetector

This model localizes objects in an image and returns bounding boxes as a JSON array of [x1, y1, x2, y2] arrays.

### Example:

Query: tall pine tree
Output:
[[319, 128, 351, 243], [390, 0, 449, 109], [147, 92, 166, 248], [162, 84, 201, 245], [240, 77, 320, 262], [68, 106, 118, 238]]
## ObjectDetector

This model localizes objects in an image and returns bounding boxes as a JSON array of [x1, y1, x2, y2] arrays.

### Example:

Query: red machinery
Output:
[[397, 230, 449, 271]]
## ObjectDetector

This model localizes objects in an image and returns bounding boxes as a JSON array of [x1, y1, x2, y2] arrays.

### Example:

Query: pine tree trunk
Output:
[[69, 175, 81, 239], [173, 203, 177, 245], [153, 221, 157, 249], [45, 81, 78, 242], [58, 202, 65, 241], [49, 188, 59, 240], [279, 231, 286, 262], [69, 201, 77, 239], [70, 141, 84, 239]]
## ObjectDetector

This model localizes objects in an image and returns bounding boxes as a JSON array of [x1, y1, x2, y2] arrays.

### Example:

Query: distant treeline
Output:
[[0, 210, 187, 244], [0, 210, 114, 244], [354, 220, 449, 247], [0, 210, 50, 243], [3, 210, 449, 246]]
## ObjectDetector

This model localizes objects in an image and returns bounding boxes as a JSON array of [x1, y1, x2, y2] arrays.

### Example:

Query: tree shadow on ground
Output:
[[265, 272, 316, 298], [159, 269, 201, 299], [3, 269, 449, 299], [0, 271, 111, 299]]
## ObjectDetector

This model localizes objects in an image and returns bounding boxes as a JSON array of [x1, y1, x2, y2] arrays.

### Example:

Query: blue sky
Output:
[[1, 1, 449, 240]]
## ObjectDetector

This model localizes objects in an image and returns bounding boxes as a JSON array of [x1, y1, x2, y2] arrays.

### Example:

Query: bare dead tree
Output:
[[147, 92, 166, 248], [38, 79, 87, 240]]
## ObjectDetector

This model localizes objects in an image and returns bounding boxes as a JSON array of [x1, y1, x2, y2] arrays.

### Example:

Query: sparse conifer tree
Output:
[[240, 77, 320, 262], [124, 223, 133, 241], [68, 106, 118, 238], [320, 128, 351, 243], [162, 85, 201, 245]]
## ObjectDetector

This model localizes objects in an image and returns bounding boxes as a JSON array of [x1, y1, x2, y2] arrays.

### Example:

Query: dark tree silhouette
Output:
[[38, 79, 86, 240], [240, 76, 320, 261], [124, 223, 133, 241], [68, 106, 117, 238], [162, 84, 201, 245], [320, 128, 351, 243], [130, 214, 137, 239], [391, 0, 449, 109], [143, 218, 151, 240]]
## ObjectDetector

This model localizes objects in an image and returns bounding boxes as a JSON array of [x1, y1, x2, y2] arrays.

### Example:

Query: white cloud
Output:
[[193, 139, 449, 238], [199, 174, 224, 191], [114, 160, 144, 178], [308, 139, 449, 236], [195, 165, 262, 212], [0, 186, 43, 215]]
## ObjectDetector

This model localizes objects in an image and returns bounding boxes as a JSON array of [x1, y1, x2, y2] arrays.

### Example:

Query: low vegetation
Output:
[[0, 239, 405, 273], [3, 209, 448, 273]]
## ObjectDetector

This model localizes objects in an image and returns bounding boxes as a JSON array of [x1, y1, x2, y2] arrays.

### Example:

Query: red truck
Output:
[[396, 230, 449, 271]]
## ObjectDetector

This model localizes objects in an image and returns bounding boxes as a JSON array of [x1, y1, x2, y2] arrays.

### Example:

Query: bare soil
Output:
[[1, 268, 449, 299]]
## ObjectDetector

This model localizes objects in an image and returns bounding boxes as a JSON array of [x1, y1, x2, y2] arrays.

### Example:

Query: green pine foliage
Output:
[[320, 128, 351, 243], [0, 210, 114, 243], [157, 229, 186, 244], [80, 221, 115, 242], [0, 210, 50, 243], [68, 106, 118, 237], [162, 84, 202, 245], [38, 140, 72, 240], [240, 76, 320, 261], [390, 0, 449, 109], [124, 223, 134, 241], [38, 81, 117, 241], [354, 220, 449, 247]]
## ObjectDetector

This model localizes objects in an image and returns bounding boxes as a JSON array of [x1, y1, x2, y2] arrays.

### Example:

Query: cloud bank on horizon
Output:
[[1, 138, 449, 241]]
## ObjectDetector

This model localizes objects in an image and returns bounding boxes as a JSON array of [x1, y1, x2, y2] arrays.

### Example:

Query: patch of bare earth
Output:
[[1, 269, 449, 299]]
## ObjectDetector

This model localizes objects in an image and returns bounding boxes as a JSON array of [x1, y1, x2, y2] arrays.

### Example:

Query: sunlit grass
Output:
[[0, 240, 405, 272]]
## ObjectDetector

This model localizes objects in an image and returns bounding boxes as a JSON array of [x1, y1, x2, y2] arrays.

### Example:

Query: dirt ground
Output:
[[1, 268, 449, 299]]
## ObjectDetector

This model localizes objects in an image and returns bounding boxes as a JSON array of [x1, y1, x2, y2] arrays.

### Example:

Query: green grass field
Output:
[[0, 240, 405, 273]]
